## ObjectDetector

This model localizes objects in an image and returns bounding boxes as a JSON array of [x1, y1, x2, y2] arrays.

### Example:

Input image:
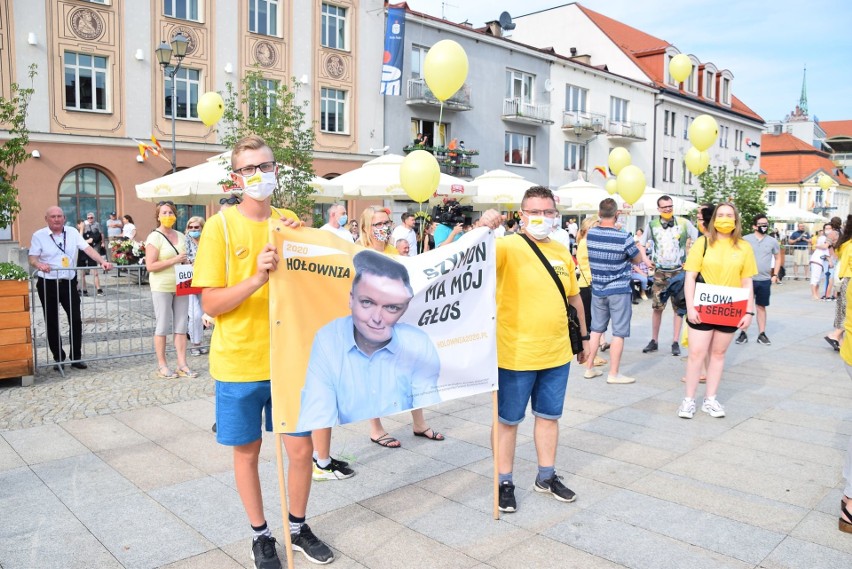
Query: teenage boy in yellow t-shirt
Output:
[[479, 187, 590, 514], [193, 135, 334, 568]]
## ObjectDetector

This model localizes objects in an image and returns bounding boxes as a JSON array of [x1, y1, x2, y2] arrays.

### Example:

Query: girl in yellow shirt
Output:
[[825, 216, 852, 351]]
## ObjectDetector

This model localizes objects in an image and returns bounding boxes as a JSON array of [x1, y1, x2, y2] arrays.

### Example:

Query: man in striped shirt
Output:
[[584, 198, 643, 384]]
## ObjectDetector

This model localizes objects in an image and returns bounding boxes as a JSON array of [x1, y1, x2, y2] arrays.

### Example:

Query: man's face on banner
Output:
[[350, 273, 412, 354]]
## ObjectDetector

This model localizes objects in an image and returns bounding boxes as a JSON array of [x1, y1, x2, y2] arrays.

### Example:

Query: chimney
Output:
[[485, 20, 502, 37]]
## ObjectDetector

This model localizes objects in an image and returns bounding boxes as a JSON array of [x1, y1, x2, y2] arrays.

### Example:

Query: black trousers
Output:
[[36, 277, 82, 362]]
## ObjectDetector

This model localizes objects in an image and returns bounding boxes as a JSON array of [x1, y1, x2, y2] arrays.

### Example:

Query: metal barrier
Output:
[[781, 243, 815, 280], [29, 265, 210, 374]]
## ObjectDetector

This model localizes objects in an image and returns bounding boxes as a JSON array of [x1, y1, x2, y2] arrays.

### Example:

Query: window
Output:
[[815, 189, 824, 205], [610, 97, 629, 122], [164, 0, 199, 21], [565, 84, 587, 112], [788, 190, 797, 204], [766, 190, 776, 205], [410, 118, 448, 147], [719, 125, 729, 148], [320, 87, 347, 133], [664, 110, 676, 136], [681, 161, 693, 185], [504, 132, 533, 166], [735, 129, 744, 151], [64, 52, 108, 112], [505, 69, 534, 104], [59, 167, 116, 230], [564, 142, 586, 171], [686, 68, 696, 93], [662, 158, 670, 182], [704, 71, 714, 99], [683, 115, 693, 139], [249, 0, 278, 36], [250, 78, 279, 118], [164, 66, 200, 119], [410, 45, 428, 79], [321, 3, 347, 50], [721, 78, 731, 104]]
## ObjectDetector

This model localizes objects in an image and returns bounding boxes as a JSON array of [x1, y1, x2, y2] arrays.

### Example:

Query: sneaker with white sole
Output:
[[607, 373, 635, 384], [735, 331, 748, 344], [678, 398, 696, 419], [583, 368, 603, 379], [290, 524, 334, 565], [312, 457, 355, 481], [498, 480, 517, 513], [251, 535, 281, 569], [757, 332, 771, 345], [701, 397, 726, 418], [671, 342, 681, 356], [534, 473, 576, 503]]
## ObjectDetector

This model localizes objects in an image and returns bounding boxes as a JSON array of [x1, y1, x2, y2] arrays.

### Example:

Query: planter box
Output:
[[0, 280, 34, 385]]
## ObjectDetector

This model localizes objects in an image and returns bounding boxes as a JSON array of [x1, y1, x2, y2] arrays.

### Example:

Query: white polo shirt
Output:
[[320, 223, 355, 242], [30, 225, 89, 280]]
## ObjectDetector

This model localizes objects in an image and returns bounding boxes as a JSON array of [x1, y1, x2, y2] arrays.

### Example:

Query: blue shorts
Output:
[[215, 380, 309, 446], [590, 292, 633, 337], [753, 279, 771, 307], [497, 362, 571, 425]]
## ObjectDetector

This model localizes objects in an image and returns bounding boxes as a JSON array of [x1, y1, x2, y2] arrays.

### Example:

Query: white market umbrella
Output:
[[464, 169, 539, 210], [326, 154, 469, 199], [767, 204, 829, 223], [636, 190, 697, 216], [135, 152, 337, 206], [554, 179, 641, 214]]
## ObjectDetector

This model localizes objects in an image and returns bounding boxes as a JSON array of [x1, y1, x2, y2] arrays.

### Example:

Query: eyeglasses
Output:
[[522, 209, 559, 218], [658, 205, 674, 211], [86, 216, 94, 219], [187, 225, 201, 230], [233, 161, 276, 177], [157, 200, 175, 207], [219, 196, 241, 205], [371, 220, 393, 228]]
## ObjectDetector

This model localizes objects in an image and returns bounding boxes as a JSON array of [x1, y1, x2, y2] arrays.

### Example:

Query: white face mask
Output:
[[524, 216, 552, 240], [240, 171, 277, 201]]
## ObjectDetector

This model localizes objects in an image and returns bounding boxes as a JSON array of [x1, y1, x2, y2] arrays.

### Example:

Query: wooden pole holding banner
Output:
[[275, 434, 295, 569], [492, 390, 500, 520]]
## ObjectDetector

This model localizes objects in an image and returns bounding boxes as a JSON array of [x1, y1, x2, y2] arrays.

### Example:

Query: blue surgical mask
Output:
[[338, 214, 348, 226], [188, 230, 201, 239]]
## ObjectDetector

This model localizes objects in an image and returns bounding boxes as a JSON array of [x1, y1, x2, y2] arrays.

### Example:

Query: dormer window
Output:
[[704, 70, 714, 99]]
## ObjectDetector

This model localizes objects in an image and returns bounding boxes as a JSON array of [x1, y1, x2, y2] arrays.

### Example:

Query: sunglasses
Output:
[[219, 196, 241, 205], [187, 225, 202, 229], [157, 200, 175, 207]]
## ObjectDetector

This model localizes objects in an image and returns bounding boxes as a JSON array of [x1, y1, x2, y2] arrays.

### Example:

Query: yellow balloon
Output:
[[669, 54, 692, 84], [605, 178, 618, 195], [818, 174, 834, 190], [400, 150, 440, 203], [608, 147, 631, 176], [616, 165, 646, 205], [688, 114, 719, 152], [684, 147, 710, 176], [423, 40, 469, 102], [198, 91, 225, 126]]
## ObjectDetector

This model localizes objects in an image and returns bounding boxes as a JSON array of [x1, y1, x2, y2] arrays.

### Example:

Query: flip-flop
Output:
[[824, 336, 841, 351], [177, 367, 199, 378], [156, 366, 177, 379], [680, 375, 707, 383], [370, 433, 401, 448], [413, 427, 445, 441]]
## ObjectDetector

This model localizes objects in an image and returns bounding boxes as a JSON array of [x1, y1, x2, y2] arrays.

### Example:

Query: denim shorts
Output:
[[215, 380, 309, 446], [497, 362, 571, 425], [590, 292, 633, 337]]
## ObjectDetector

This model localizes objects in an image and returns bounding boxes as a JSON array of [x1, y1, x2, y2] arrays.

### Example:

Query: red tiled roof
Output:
[[820, 120, 852, 139], [761, 133, 819, 154], [759, 136, 850, 186], [577, 3, 763, 123]]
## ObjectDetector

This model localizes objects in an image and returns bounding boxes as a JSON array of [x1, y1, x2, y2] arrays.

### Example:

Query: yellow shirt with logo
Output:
[[496, 234, 579, 371], [192, 206, 295, 382], [684, 236, 757, 287], [145, 230, 186, 293], [576, 238, 592, 288]]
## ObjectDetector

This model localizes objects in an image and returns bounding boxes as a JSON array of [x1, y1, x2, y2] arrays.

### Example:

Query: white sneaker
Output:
[[606, 373, 635, 384], [678, 398, 696, 419], [583, 368, 603, 379], [701, 398, 726, 418]]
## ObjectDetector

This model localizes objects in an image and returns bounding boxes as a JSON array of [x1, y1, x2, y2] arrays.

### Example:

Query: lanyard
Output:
[[49, 230, 66, 253]]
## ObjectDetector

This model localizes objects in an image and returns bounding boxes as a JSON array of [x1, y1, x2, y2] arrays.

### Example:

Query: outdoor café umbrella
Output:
[[463, 169, 539, 210], [325, 154, 469, 199]]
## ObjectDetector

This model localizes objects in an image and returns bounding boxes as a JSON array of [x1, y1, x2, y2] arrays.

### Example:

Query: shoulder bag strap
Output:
[[154, 230, 181, 256], [519, 233, 569, 316]]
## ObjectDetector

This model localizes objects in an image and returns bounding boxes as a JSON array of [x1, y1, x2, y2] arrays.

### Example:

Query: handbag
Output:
[[519, 233, 584, 355]]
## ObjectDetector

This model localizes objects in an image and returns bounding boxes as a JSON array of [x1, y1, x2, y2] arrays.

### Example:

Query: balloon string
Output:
[[438, 103, 444, 139]]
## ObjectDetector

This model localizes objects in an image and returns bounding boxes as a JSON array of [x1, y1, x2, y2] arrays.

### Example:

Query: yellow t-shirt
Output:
[[145, 230, 186, 292], [684, 236, 757, 287], [842, 276, 852, 365], [192, 206, 295, 382], [496, 234, 580, 370], [576, 238, 592, 288], [837, 242, 852, 279]]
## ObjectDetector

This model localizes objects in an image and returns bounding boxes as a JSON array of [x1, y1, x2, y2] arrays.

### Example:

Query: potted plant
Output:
[[0, 261, 34, 386]]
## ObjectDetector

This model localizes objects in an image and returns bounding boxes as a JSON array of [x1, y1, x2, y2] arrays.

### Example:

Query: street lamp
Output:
[[155, 33, 189, 173]]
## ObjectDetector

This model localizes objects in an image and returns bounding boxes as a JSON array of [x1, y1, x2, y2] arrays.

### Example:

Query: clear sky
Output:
[[404, 0, 852, 123]]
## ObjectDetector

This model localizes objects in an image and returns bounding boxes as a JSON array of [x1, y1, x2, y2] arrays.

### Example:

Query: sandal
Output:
[[824, 336, 841, 351], [156, 366, 177, 379], [680, 375, 707, 383], [370, 433, 401, 448], [840, 498, 852, 533], [177, 367, 199, 378], [593, 356, 607, 367], [413, 427, 445, 441], [600, 342, 610, 352]]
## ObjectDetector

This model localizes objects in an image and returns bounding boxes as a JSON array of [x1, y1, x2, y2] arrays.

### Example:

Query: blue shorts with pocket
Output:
[[753, 279, 771, 307], [497, 362, 571, 425], [215, 380, 309, 446], [590, 292, 633, 337]]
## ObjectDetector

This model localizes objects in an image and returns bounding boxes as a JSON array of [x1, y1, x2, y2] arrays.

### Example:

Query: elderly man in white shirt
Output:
[[390, 212, 417, 256], [319, 203, 354, 242]]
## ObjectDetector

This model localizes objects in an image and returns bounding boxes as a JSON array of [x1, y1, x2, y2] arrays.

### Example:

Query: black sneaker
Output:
[[642, 339, 658, 353], [534, 474, 576, 503], [96, 289, 104, 297], [312, 457, 355, 480], [290, 524, 334, 565], [757, 332, 771, 345], [735, 331, 748, 345], [251, 535, 281, 569], [671, 342, 681, 356], [82, 289, 89, 296], [498, 481, 516, 513]]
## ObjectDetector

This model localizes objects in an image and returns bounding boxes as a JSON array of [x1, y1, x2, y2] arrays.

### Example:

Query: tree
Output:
[[693, 166, 767, 228], [221, 70, 316, 218], [0, 64, 37, 229]]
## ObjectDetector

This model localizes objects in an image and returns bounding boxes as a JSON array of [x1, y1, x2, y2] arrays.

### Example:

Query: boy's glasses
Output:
[[233, 161, 276, 177]]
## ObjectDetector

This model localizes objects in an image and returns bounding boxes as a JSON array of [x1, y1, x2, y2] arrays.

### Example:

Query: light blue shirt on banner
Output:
[[296, 315, 441, 431]]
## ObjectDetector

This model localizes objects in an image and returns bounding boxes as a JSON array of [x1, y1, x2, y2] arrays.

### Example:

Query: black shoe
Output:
[[534, 473, 577, 503], [735, 331, 748, 345], [71, 362, 88, 370], [82, 290, 89, 296], [498, 480, 517, 513], [290, 524, 334, 565], [251, 535, 281, 569], [757, 332, 771, 346], [671, 342, 681, 356], [212, 422, 217, 433], [312, 457, 355, 480], [642, 339, 658, 353], [54, 364, 64, 372], [632, 298, 640, 305], [96, 289, 104, 297]]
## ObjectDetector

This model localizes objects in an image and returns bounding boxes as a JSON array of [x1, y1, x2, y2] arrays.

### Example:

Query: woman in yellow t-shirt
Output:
[[825, 216, 852, 351], [576, 215, 608, 372], [679, 203, 757, 420], [356, 207, 443, 448]]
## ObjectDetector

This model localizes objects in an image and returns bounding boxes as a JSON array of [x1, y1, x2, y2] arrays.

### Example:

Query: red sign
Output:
[[175, 264, 202, 296], [694, 283, 749, 327]]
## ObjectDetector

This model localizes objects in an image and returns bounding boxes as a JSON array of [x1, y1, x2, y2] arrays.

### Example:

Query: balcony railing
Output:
[[402, 145, 479, 179], [606, 120, 647, 141], [501, 98, 554, 125], [406, 78, 472, 111], [562, 110, 606, 136]]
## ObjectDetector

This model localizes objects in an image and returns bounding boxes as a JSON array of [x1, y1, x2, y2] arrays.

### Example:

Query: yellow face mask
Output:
[[713, 218, 736, 234], [660, 212, 674, 220], [160, 214, 176, 228]]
